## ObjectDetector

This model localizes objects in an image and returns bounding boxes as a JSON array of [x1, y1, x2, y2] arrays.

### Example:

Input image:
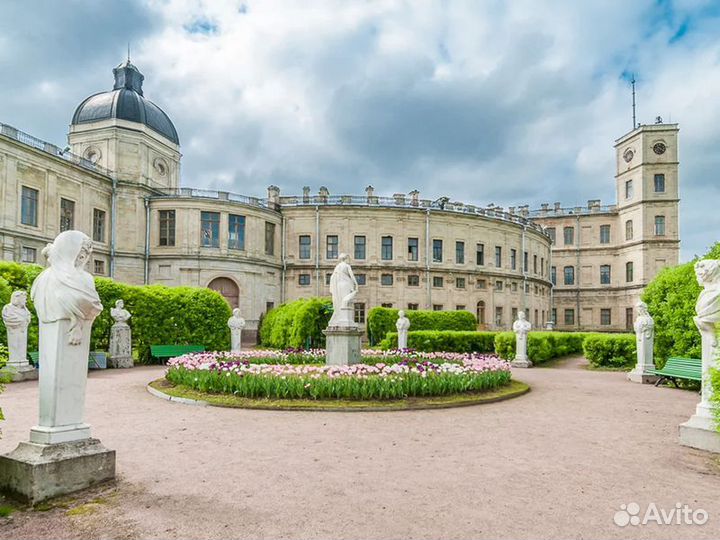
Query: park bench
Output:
[[28, 351, 108, 369], [650, 357, 702, 387], [150, 344, 205, 364]]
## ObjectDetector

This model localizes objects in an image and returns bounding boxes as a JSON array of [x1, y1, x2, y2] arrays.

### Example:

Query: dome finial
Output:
[[127, 42, 131, 63], [113, 58, 144, 96]]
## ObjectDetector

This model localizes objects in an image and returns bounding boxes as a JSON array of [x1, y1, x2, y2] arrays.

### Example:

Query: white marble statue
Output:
[[679, 259, 720, 451], [328, 253, 358, 328], [396, 310, 411, 350], [511, 311, 532, 368], [2, 290, 33, 374], [29, 230, 103, 444], [228, 308, 246, 352], [109, 299, 133, 368], [628, 301, 656, 383]]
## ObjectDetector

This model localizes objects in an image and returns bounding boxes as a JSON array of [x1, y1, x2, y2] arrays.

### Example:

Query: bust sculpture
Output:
[[628, 300, 656, 383], [694, 260, 720, 406], [634, 301, 654, 341], [396, 310, 411, 350], [512, 310, 532, 367], [2, 290, 32, 369], [228, 308, 246, 352], [109, 299, 133, 368], [328, 253, 358, 327]]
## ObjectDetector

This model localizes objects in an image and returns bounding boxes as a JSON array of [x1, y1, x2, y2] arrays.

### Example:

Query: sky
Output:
[[1, 0, 719, 261]]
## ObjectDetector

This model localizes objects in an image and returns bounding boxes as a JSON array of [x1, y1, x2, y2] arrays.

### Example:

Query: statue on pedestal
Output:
[[396, 310, 411, 350], [2, 291, 34, 377], [628, 301, 656, 383], [228, 308, 246, 352], [511, 311, 532, 368], [328, 253, 358, 328], [109, 299, 133, 368]]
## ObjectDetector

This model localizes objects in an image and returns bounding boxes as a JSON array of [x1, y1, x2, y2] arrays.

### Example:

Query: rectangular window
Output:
[[266, 302, 275, 313], [495, 246, 502, 268], [512, 307, 518, 322], [511, 249, 517, 270], [407, 303, 419, 310], [523, 251, 528, 273], [495, 307, 503, 326], [381, 273, 393, 286], [564, 266, 575, 285], [541, 257, 545, 276], [433, 239, 443, 262], [625, 220, 633, 241], [551, 266, 557, 286], [325, 273, 332, 285], [564, 309, 575, 326], [511, 282, 518, 292], [381, 236, 393, 260], [407, 237, 418, 261], [476, 279, 487, 289], [298, 274, 311, 286], [456, 305, 466, 311], [265, 222, 276, 255], [546, 227, 556, 244], [93, 259, 105, 275], [21, 246, 36, 263], [455, 241, 465, 264], [92, 209, 106, 243], [299, 235, 311, 259], [228, 214, 246, 250], [21, 186, 38, 227], [60, 198, 75, 232], [600, 264, 611, 285], [355, 274, 366, 285], [495, 280, 503, 291], [626, 261, 634, 282], [551, 308, 557, 324], [354, 303, 366, 324], [625, 179, 633, 199], [326, 235, 339, 259], [354, 235, 366, 260], [599, 224, 610, 244], [626, 307, 634, 330], [201, 211, 220, 248], [533, 255, 538, 274], [654, 173, 665, 193], [654, 216, 666, 236], [381, 303, 393, 308], [158, 210, 176, 247], [408, 274, 420, 286], [456, 277, 465, 289], [563, 226, 574, 246], [476, 243, 485, 265], [433, 276, 443, 288], [433, 304, 444, 312], [601, 308, 612, 326]]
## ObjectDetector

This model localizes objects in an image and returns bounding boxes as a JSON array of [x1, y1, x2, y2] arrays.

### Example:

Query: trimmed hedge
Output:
[[259, 297, 332, 349], [0, 262, 232, 363], [379, 331, 497, 353], [494, 331, 592, 364], [582, 334, 636, 368], [367, 307, 477, 345]]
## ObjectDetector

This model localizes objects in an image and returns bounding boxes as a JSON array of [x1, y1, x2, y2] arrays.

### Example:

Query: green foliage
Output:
[[642, 242, 720, 367], [494, 331, 592, 364], [379, 331, 498, 353], [259, 297, 333, 349], [582, 334, 637, 368], [0, 262, 232, 363], [367, 307, 477, 345]]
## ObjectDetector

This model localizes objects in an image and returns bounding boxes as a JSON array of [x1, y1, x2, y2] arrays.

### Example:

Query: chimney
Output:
[[393, 193, 406, 205], [554, 202, 562, 211]]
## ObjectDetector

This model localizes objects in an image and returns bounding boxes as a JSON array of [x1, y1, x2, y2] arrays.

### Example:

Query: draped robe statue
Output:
[[2, 290, 32, 369], [328, 253, 358, 328], [109, 299, 133, 368], [512, 311, 532, 367], [228, 308, 246, 352], [396, 310, 411, 350], [693, 260, 720, 412]]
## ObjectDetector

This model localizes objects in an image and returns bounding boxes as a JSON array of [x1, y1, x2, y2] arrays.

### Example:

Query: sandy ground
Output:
[[0, 357, 718, 540]]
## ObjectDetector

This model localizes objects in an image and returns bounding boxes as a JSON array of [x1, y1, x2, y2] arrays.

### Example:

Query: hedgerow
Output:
[[582, 334, 637, 368], [379, 331, 497, 353], [259, 297, 332, 349], [494, 331, 592, 364], [367, 307, 476, 345]]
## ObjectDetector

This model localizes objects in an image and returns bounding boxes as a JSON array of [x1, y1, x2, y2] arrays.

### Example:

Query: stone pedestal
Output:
[[510, 358, 533, 368], [324, 325, 363, 366], [7, 365, 39, 382], [679, 404, 720, 453], [109, 322, 133, 368], [627, 368, 658, 384], [0, 439, 115, 504]]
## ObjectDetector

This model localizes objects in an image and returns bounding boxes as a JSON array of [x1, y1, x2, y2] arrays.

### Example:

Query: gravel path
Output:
[[0, 357, 718, 539]]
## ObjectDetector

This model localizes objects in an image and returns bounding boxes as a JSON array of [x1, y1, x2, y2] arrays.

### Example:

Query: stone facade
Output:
[[0, 62, 680, 341]]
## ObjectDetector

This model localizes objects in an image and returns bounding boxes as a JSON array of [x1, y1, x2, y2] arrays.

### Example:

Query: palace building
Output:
[[0, 61, 680, 341]]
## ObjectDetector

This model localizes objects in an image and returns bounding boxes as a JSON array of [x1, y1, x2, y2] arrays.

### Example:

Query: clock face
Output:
[[653, 142, 666, 155], [623, 148, 634, 163]]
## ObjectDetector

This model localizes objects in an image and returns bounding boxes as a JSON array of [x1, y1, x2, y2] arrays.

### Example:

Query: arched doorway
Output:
[[476, 300, 486, 327], [208, 277, 239, 309]]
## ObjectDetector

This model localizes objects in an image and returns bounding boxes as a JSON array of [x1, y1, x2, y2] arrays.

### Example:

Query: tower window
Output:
[[625, 179, 633, 199], [654, 174, 665, 193], [625, 220, 633, 241], [626, 261, 634, 282], [654, 216, 666, 236]]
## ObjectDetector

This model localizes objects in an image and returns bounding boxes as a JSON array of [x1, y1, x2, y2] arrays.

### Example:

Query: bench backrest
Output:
[[150, 345, 205, 358], [662, 357, 702, 376]]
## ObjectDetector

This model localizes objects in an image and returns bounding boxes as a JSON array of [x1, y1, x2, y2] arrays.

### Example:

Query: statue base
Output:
[[7, 364, 38, 382], [679, 405, 720, 453], [108, 356, 133, 369], [323, 326, 363, 366], [511, 357, 533, 368], [627, 366, 659, 384], [0, 438, 115, 504]]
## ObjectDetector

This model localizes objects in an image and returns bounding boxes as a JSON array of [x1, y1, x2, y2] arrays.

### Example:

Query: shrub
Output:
[[642, 243, 720, 367], [367, 307, 477, 345], [582, 334, 636, 368], [259, 297, 332, 349], [379, 331, 497, 353], [494, 331, 591, 364]]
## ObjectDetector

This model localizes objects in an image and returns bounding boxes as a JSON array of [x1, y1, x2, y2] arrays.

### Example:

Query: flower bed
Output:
[[165, 352, 512, 401]]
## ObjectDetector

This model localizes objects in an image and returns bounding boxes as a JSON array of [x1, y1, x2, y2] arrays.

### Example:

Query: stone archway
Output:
[[208, 277, 239, 309]]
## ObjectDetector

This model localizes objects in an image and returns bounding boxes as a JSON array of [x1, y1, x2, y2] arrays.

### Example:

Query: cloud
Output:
[[1, 0, 719, 260]]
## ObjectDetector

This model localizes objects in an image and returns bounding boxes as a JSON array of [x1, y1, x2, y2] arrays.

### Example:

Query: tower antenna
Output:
[[631, 75, 637, 129], [127, 42, 131, 62]]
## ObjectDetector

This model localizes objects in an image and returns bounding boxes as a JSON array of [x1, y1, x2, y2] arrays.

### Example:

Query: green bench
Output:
[[650, 357, 702, 387], [28, 351, 107, 369], [150, 344, 205, 364]]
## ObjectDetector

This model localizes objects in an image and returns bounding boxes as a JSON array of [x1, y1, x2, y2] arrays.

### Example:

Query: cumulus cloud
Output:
[[1, 0, 719, 259]]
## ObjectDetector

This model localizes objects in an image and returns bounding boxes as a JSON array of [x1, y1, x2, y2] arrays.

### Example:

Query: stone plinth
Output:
[[324, 326, 363, 366], [109, 322, 133, 368], [7, 365, 39, 382], [510, 358, 533, 368], [0, 439, 115, 504], [679, 404, 720, 453], [627, 368, 658, 384]]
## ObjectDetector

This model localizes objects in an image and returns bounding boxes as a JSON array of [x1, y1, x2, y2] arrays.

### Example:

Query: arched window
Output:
[[476, 300, 486, 325], [625, 220, 633, 240], [208, 277, 239, 309]]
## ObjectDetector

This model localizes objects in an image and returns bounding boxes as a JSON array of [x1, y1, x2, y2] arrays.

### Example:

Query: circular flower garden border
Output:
[[146, 378, 530, 412]]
